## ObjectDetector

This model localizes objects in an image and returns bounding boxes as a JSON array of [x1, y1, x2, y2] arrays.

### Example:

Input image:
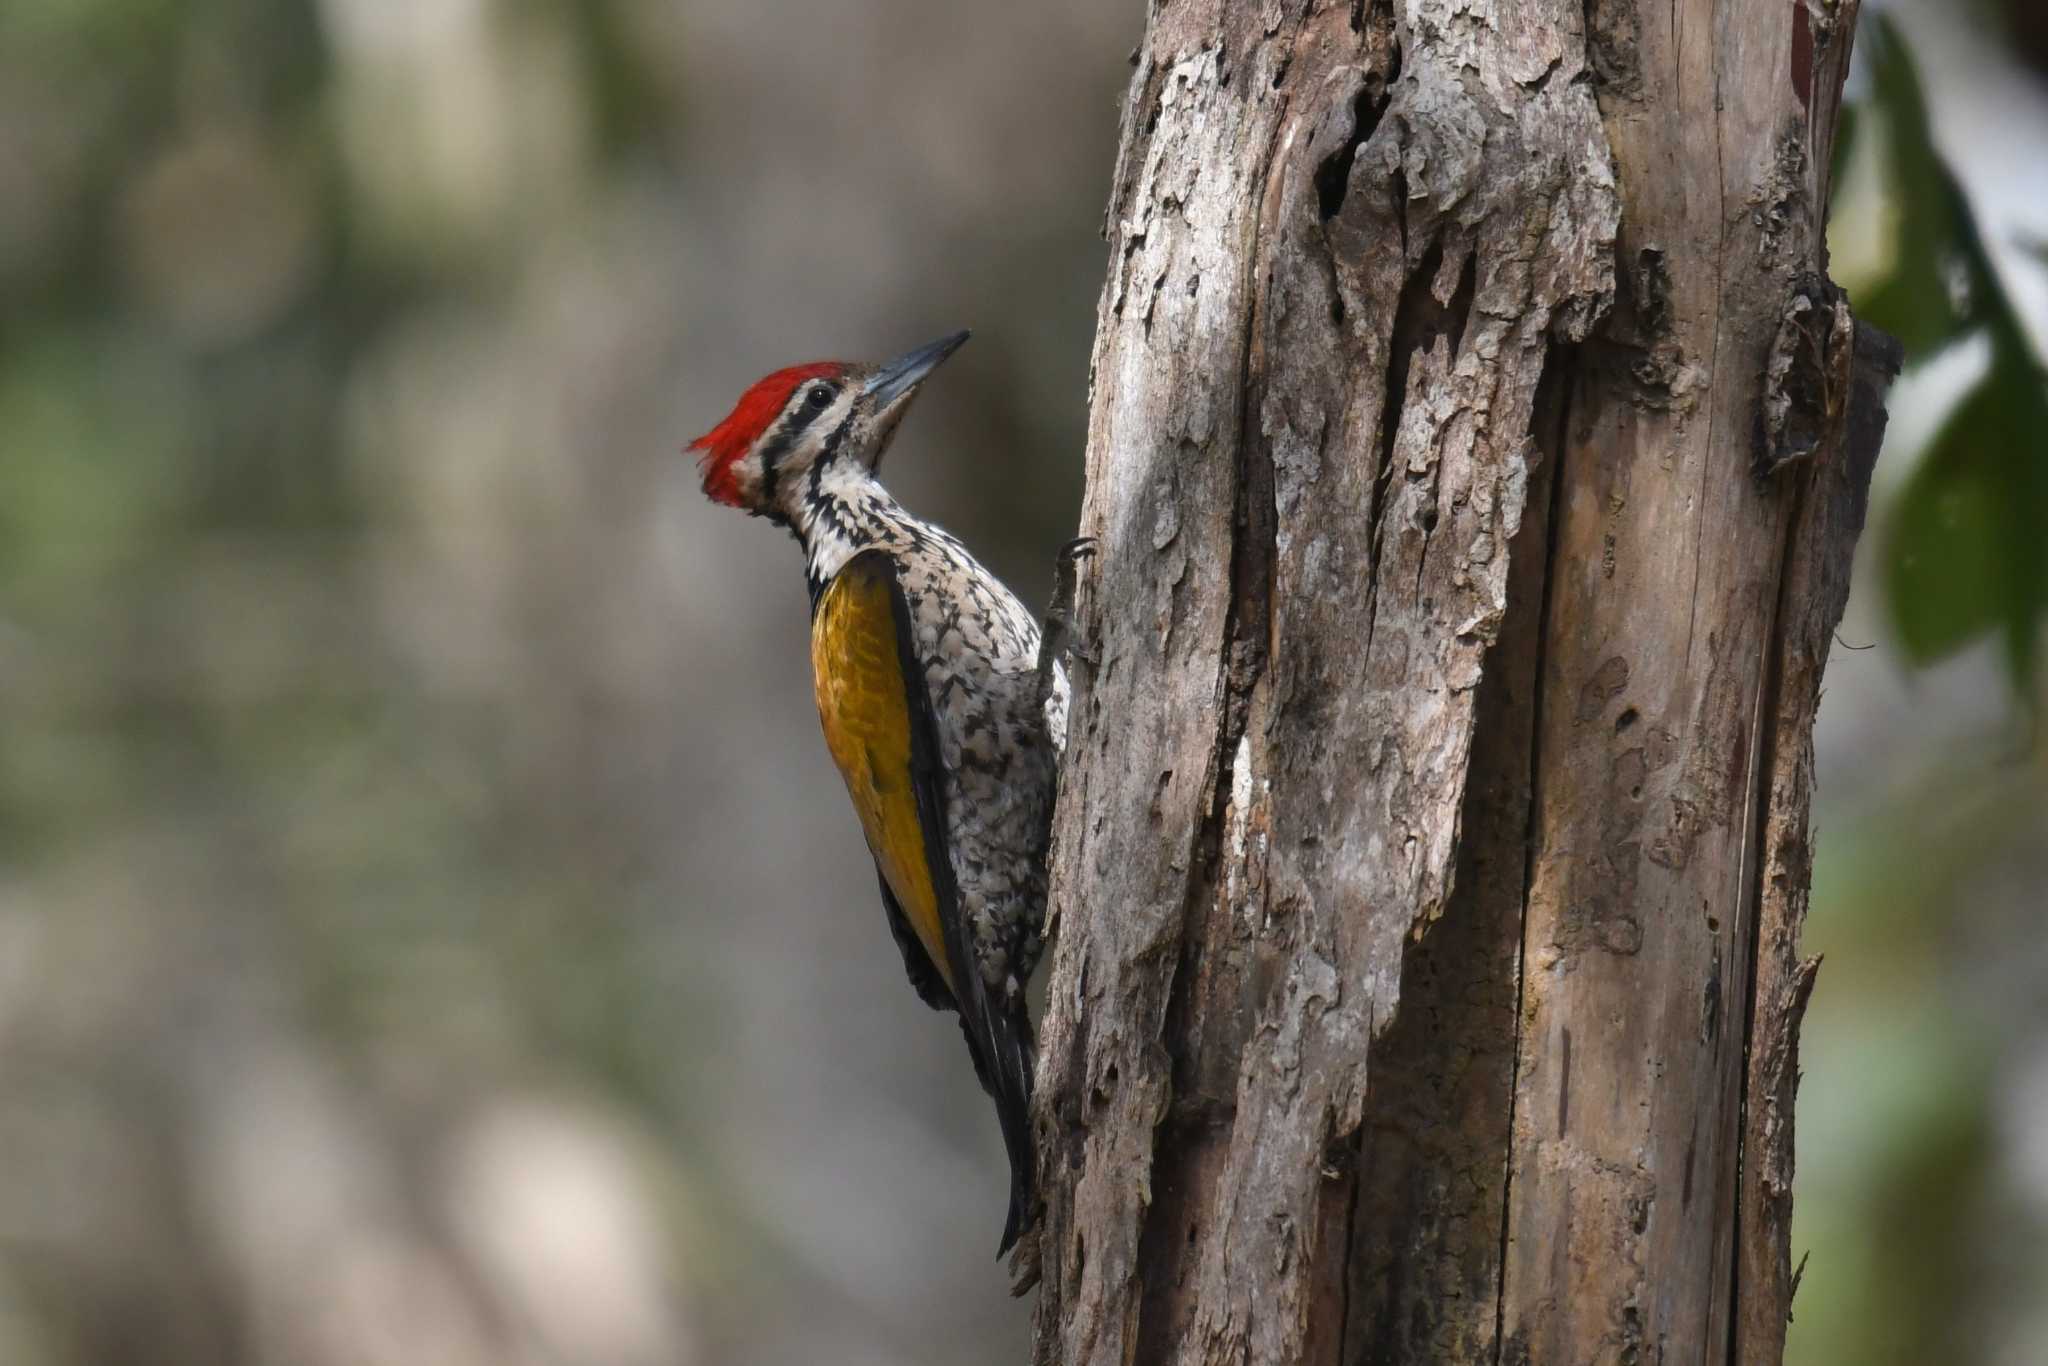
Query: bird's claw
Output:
[[1036, 535, 1099, 720], [1044, 611, 1098, 669]]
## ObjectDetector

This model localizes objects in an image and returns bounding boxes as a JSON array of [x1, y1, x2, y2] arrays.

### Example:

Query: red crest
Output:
[[689, 362, 845, 505]]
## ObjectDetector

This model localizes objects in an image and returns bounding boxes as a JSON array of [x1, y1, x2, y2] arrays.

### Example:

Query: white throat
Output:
[[795, 461, 902, 599]]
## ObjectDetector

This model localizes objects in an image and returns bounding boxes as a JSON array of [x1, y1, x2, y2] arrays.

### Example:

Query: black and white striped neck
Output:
[[793, 462, 918, 607]]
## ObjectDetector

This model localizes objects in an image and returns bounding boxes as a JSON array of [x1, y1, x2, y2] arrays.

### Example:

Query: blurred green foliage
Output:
[[0, 3, 743, 1360], [1788, 20, 2048, 1366], [0, 0, 1115, 1359], [1853, 16, 2048, 710]]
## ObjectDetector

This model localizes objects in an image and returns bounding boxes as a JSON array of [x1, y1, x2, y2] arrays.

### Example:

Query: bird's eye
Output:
[[808, 386, 834, 408]]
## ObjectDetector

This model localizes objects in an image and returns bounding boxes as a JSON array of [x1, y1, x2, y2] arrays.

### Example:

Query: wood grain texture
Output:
[[1498, 5, 1866, 1363], [1734, 318, 1898, 1364], [1030, 1, 1879, 1362]]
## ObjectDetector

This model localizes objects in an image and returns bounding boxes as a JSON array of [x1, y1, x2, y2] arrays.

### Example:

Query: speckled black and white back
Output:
[[801, 466, 1063, 1006]]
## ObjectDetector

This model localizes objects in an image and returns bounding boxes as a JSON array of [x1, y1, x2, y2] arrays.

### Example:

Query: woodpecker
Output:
[[688, 330, 1086, 1256]]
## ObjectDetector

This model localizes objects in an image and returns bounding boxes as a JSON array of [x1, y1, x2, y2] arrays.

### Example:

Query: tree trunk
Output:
[[1029, 2, 1895, 1363]]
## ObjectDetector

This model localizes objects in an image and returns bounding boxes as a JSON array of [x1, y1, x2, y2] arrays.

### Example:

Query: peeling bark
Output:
[[1031, 3, 1881, 1364]]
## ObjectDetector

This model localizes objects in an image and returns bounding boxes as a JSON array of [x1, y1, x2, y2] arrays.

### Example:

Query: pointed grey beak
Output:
[[864, 330, 970, 409]]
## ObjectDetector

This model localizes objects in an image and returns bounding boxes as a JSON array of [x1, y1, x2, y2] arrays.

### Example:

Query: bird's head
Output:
[[688, 330, 969, 521]]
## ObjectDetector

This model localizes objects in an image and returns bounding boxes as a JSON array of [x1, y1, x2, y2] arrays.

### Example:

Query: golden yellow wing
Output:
[[811, 551, 957, 997]]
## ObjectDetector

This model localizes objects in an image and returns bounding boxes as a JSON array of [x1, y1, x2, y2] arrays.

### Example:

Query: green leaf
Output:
[[1883, 351, 2048, 691], [1830, 102, 1859, 205], [1856, 16, 1984, 356], [1860, 15, 2048, 705]]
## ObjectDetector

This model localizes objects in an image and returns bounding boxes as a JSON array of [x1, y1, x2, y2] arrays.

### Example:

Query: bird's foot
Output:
[[1038, 537, 1098, 672]]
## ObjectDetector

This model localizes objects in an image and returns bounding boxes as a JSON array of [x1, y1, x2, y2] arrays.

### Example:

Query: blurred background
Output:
[[0, 1, 2038, 1363]]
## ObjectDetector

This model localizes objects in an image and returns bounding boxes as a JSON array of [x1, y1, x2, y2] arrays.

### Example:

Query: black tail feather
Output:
[[962, 1002, 1038, 1257]]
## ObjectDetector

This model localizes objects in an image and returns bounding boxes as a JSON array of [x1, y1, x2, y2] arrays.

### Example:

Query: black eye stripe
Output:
[[820, 404, 857, 459], [790, 383, 837, 429], [757, 386, 845, 508]]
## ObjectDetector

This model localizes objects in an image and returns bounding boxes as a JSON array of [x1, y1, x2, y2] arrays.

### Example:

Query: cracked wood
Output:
[[1031, 1, 1880, 1364]]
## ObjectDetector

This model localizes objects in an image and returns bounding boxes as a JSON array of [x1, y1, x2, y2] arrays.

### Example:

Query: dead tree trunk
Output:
[[1030, 2, 1895, 1363]]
